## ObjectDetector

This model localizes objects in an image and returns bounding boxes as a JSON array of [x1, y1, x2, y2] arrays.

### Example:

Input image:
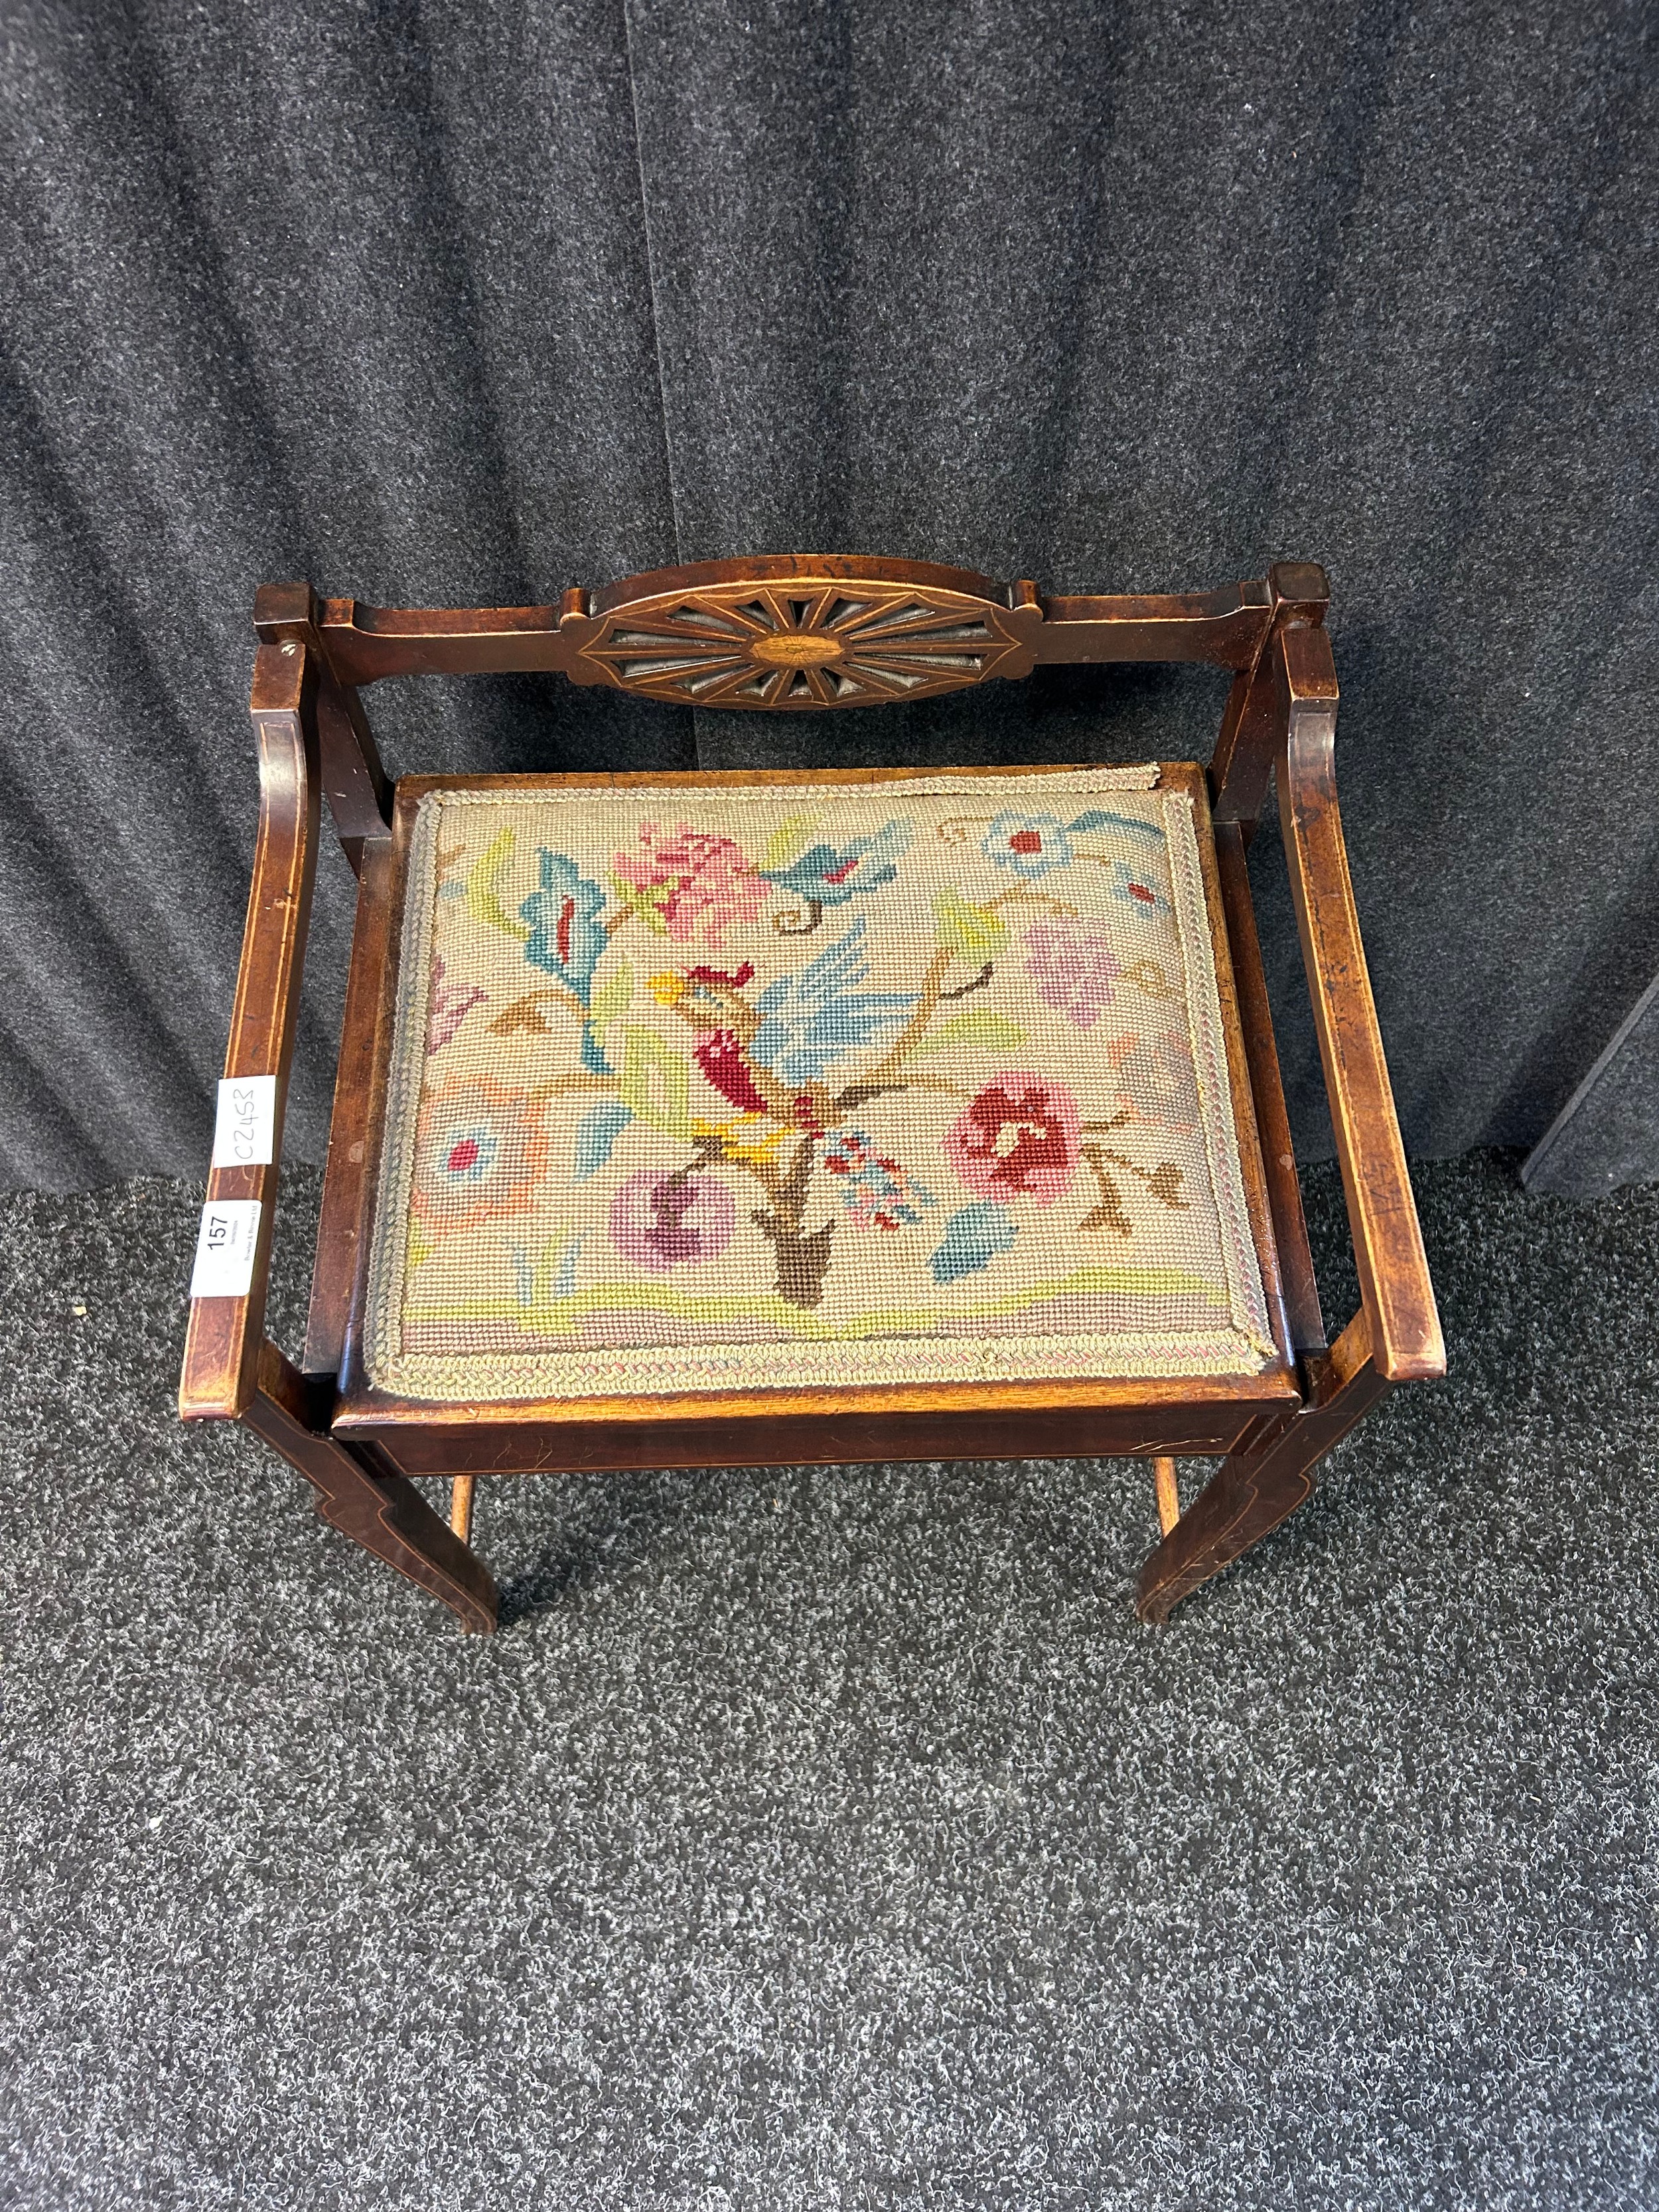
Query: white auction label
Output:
[[189, 1199, 262, 1299], [212, 1074, 277, 1168]]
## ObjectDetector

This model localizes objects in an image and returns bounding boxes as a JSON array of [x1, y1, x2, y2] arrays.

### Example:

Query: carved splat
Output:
[[563, 564, 1042, 709]]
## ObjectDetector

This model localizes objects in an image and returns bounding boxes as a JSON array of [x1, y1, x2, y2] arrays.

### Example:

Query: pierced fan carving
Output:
[[567, 576, 1036, 709]]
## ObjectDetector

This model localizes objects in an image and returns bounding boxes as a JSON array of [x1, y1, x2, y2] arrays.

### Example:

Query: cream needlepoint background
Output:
[[366, 771, 1274, 1400]]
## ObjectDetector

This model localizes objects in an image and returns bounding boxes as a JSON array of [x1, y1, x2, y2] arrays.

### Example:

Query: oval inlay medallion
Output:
[[749, 631, 846, 668], [571, 571, 1019, 707]]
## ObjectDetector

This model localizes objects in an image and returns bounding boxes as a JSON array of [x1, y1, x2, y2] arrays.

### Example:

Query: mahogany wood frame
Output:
[[179, 555, 1443, 1635]]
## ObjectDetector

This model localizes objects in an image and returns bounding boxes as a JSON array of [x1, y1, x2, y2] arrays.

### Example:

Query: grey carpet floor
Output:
[[0, 1153, 1654, 2210]]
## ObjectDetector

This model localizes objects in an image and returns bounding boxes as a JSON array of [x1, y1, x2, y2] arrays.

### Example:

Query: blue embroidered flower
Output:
[[982, 812, 1074, 878], [983, 806, 1163, 881], [521, 851, 609, 1006], [749, 917, 916, 1086], [763, 818, 914, 905]]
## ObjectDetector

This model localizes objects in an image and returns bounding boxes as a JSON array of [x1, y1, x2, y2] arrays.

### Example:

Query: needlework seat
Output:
[[370, 769, 1275, 1403], [179, 555, 1445, 1635]]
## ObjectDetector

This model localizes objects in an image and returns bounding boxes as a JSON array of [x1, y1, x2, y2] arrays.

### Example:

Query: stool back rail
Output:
[[179, 556, 1443, 1633]]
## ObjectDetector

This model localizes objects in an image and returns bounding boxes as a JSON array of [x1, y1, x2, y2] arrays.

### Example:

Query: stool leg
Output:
[[1152, 1456, 1181, 1535], [450, 1473, 476, 1546], [1136, 1353, 1390, 1623], [244, 1374, 498, 1633]]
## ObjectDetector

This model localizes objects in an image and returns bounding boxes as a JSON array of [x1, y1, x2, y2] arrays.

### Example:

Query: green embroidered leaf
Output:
[[467, 828, 530, 939], [617, 1026, 692, 1137], [914, 1010, 1027, 1057], [932, 889, 1008, 958], [587, 958, 634, 1035], [609, 873, 672, 934], [759, 813, 822, 873]]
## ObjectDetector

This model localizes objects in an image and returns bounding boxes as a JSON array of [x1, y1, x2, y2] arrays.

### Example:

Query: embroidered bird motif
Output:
[[747, 917, 916, 1087], [648, 921, 915, 1126], [694, 1029, 774, 1118]]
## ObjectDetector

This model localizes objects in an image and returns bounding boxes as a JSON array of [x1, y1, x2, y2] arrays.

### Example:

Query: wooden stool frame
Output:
[[179, 555, 1444, 1634]]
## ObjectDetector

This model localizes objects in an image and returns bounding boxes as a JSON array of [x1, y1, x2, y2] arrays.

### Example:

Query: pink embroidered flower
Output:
[[425, 954, 486, 1053], [943, 1072, 1082, 1206], [611, 822, 768, 945], [1105, 1033, 1201, 1133], [412, 1072, 551, 1235], [609, 1167, 737, 1272], [1022, 919, 1123, 1028]]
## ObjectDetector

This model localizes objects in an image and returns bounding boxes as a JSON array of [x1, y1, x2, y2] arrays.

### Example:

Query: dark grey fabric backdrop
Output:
[[1, 0, 1655, 1193]]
